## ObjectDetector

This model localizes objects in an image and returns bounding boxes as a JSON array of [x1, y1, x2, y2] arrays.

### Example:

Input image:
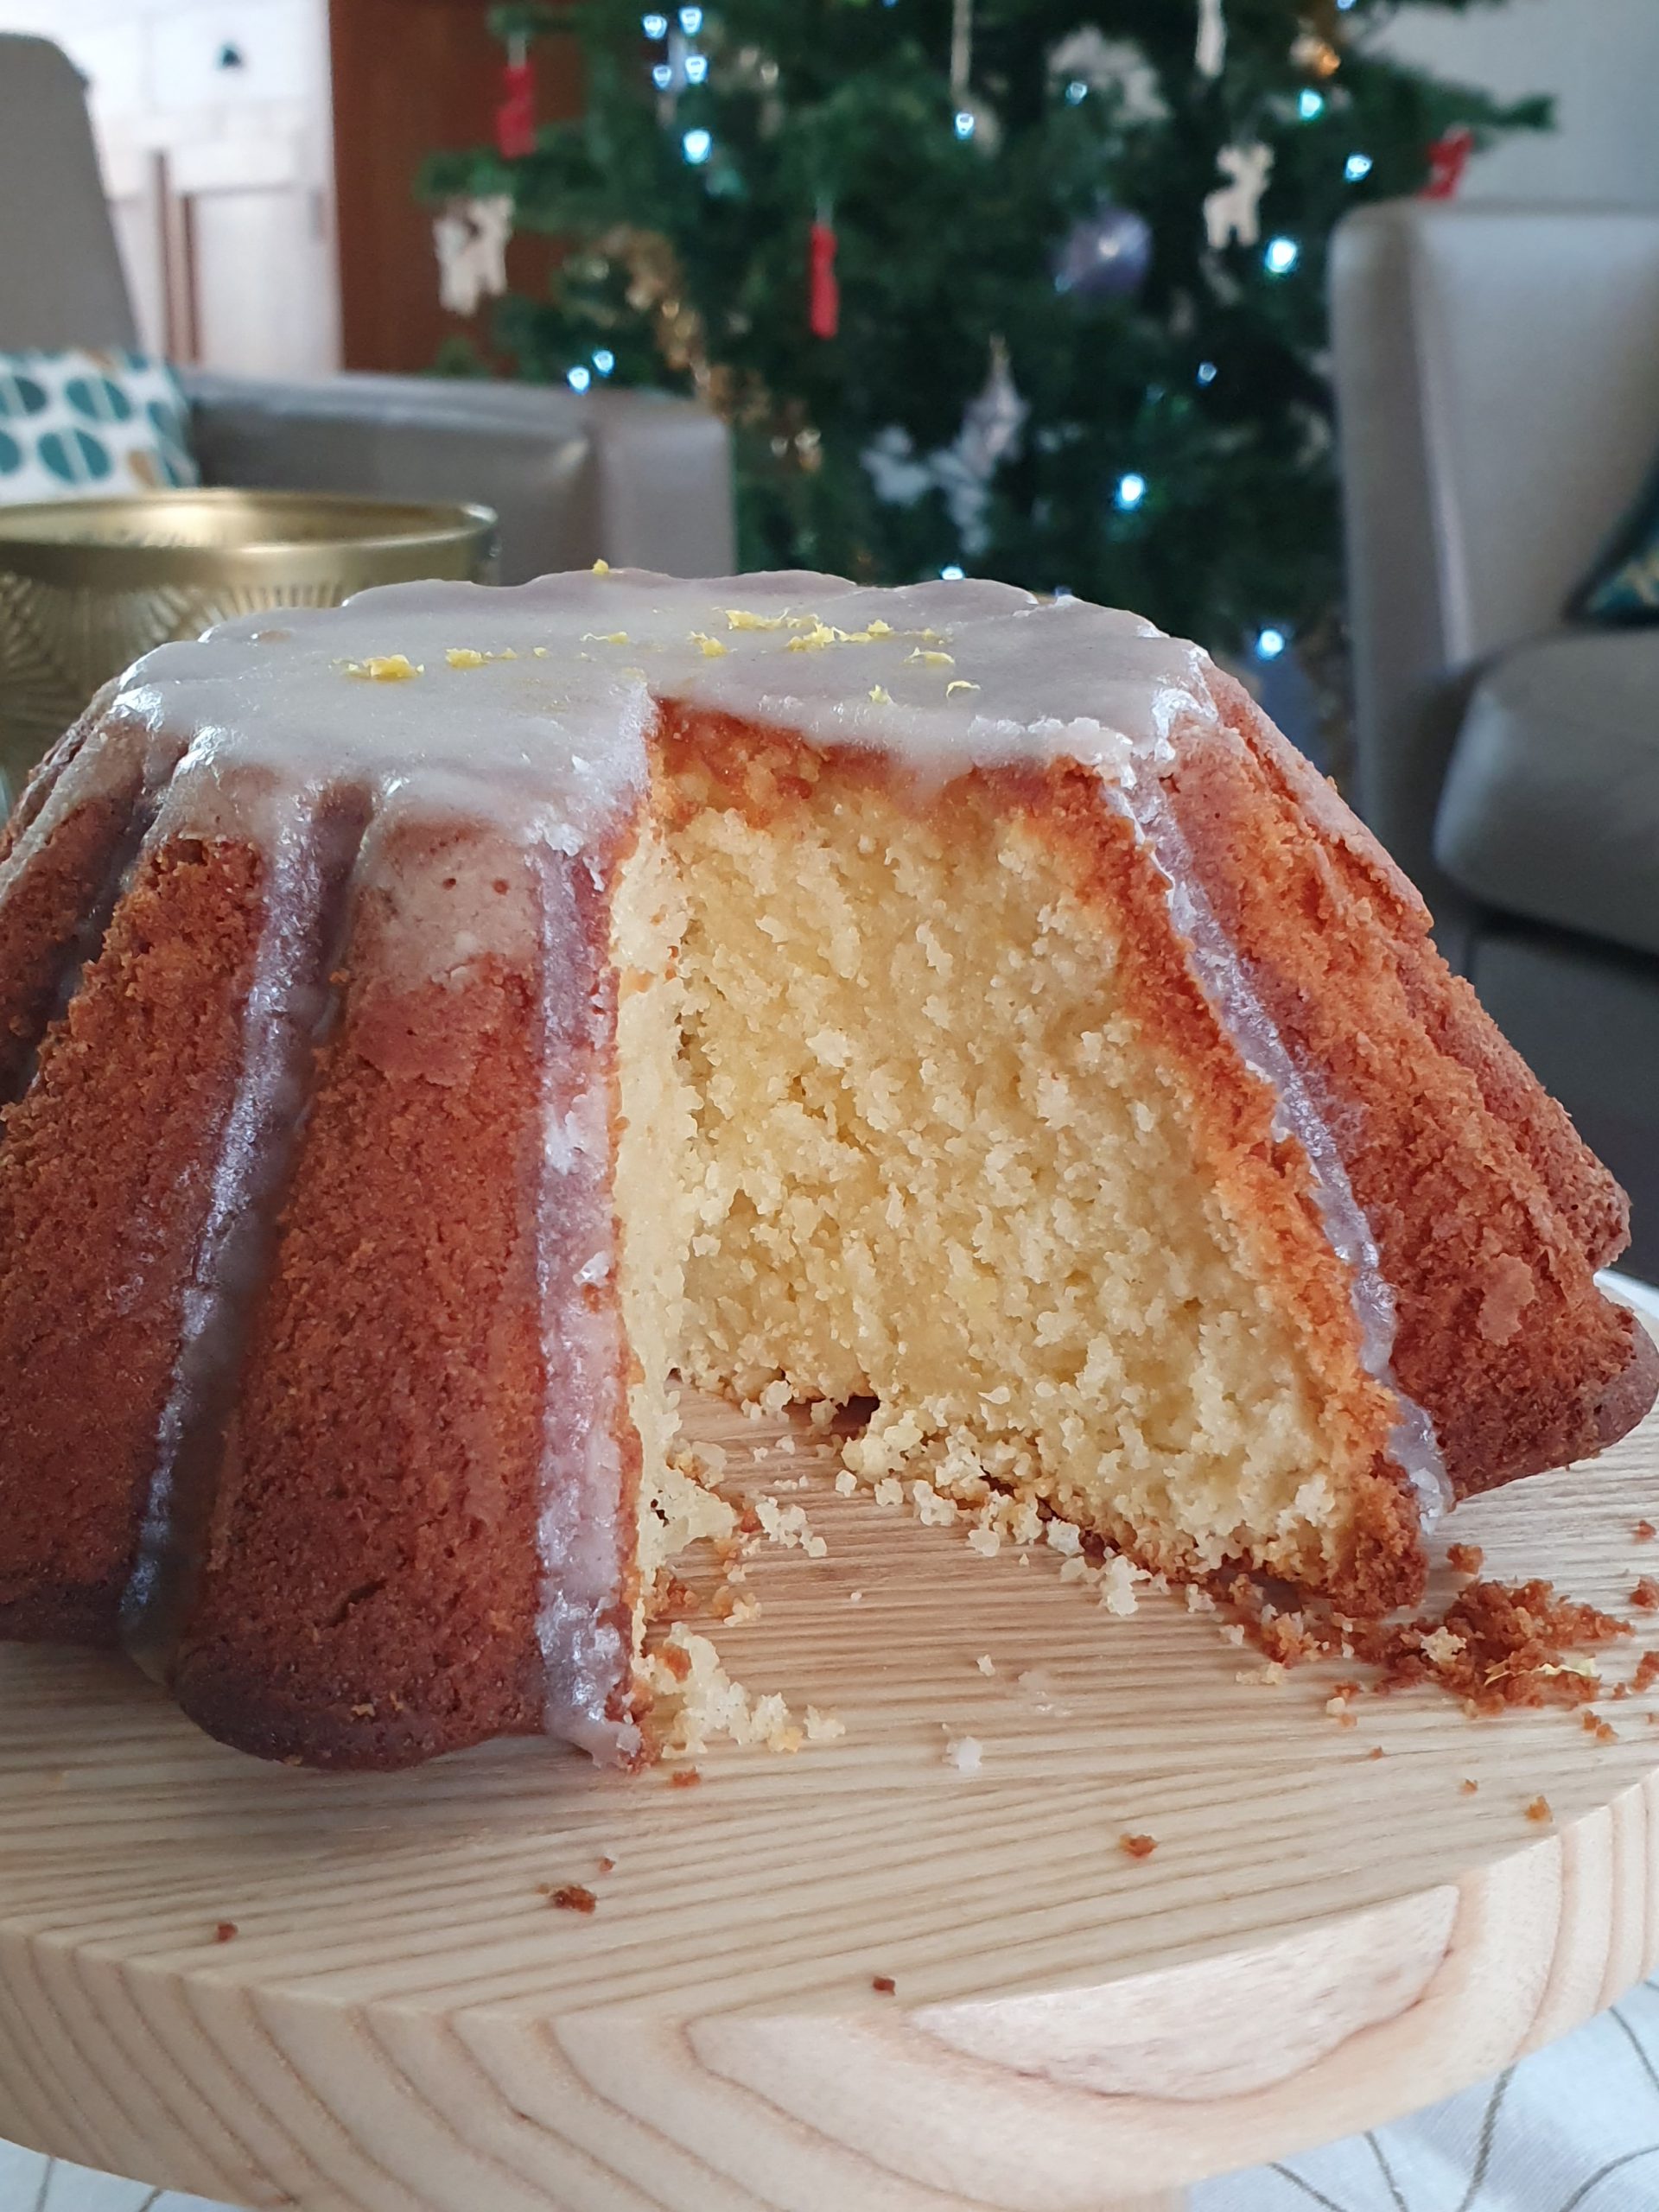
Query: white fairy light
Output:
[[1255, 626, 1288, 659], [682, 126, 712, 163], [1344, 152, 1373, 181], [1114, 472, 1147, 511], [567, 365, 592, 392], [1263, 235, 1300, 275]]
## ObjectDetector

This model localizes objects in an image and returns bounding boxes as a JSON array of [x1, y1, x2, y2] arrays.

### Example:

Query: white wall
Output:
[[0, 0, 339, 373], [1382, 0, 1659, 207]]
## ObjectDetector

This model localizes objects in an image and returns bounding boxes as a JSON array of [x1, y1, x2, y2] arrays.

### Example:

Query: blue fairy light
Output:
[[1255, 626, 1288, 660], [682, 126, 712, 163], [592, 349, 615, 376], [954, 108, 976, 140], [683, 51, 708, 82], [1263, 235, 1300, 276], [941, 563, 965, 580], [678, 5, 702, 31], [1196, 360, 1218, 385], [1298, 89, 1325, 120], [651, 61, 672, 87], [567, 365, 593, 393], [1344, 152, 1373, 181], [642, 12, 668, 35], [1114, 472, 1147, 512], [1065, 79, 1088, 104]]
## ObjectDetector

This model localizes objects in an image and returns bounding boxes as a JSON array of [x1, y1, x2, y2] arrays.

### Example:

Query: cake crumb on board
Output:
[[943, 1732, 984, 1775], [872, 1974, 897, 1995], [546, 1884, 599, 1913], [213, 1921, 238, 1943], [1119, 1833, 1158, 1860], [1524, 1796, 1553, 1824]]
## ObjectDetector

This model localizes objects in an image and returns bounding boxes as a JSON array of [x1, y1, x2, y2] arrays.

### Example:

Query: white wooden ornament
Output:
[[1204, 143, 1274, 250], [434, 194, 514, 319]]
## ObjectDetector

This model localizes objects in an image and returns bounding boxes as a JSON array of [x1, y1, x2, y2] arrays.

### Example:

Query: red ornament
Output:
[[1422, 125, 1474, 200], [809, 217, 839, 340], [496, 45, 537, 161]]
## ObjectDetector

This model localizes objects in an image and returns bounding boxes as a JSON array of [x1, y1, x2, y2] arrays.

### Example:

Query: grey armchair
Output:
[[0, 35, 734, 582], [1332, 201, 1659, 1271]]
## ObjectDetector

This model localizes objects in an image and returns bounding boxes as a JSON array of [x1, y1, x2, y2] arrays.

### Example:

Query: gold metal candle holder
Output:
[[0, 489, 498, 799]]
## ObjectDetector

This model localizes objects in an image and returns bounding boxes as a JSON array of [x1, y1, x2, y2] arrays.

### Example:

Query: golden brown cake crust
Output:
[[168, 818, 634, 1770], [0, 836, 269, 1644], [1167, 672, 1656, 1499]]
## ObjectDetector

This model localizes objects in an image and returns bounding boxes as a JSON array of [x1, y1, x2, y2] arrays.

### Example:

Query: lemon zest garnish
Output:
[[786, 620, 841, 652], [345, 654, 422, 682], [533, 645, 549, 658], [620, 665, 646, 680], [592, 557, 611, 575], [864, 618, 894, 638], [445, 647, 487, 670], [868, 684, 893, 705], [689, 631, 728, 658], [498, 647, 518, 660], [725, 607, 788, 631], [907, 646, 956, 667], [945, 678, 981, 696], [785, 613, 821, 630], [582, 631, 630, 645]]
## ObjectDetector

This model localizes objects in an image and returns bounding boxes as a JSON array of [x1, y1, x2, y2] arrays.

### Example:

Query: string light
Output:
[[652, 61, 672, 87], [642, 11, 668, 34], [682, 126, 712, 163], [1065, 79, 1088, 104], [592, 349, 616, 376], [1196, 360, 1218, 385], [954, 108, 976, 139], [1298, 89, 1325, 119], [1344, 152, 1373, 181], [1255, 626, 1288, 659], [1114, 472, 1147, 511], [678, 5, 702, 30], [683, 51, 708, 82], [941, 563, 965, 580], [1263, 236, 1300, 275], [567, 365, 593, 392]]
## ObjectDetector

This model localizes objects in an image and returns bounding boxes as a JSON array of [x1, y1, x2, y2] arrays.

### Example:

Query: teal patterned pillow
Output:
[[0, 349, 197, 504], [1573, 445, 1659, 624]]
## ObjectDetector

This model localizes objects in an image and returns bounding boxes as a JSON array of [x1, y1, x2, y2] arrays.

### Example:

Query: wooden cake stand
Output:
[[3, 1372, 1659, 2212]]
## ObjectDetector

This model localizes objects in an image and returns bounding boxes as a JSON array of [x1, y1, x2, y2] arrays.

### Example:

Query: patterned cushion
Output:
[[0, 349, 197, 504], [1573, 446, 1659, 624]]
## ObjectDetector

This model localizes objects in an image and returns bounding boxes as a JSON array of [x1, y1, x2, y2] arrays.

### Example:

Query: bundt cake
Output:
[[0, 569, 1651, 1770]]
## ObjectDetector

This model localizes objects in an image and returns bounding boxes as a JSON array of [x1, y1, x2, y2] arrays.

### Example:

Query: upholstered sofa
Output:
[[1332, 202, 1659, 1271]]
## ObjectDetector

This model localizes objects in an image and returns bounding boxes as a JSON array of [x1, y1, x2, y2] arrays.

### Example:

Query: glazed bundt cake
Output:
[[0, 569, 1652, 1769]]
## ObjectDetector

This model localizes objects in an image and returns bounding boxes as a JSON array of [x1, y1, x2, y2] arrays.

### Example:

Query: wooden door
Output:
[[329, 0, 581, 375]]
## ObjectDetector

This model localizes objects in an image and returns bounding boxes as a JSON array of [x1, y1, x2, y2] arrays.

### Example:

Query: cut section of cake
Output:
[[0, 569, 1650, 1768]]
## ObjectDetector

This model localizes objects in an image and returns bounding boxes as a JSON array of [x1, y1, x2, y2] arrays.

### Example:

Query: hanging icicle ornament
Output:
[[948, 0, 1000, 153], [495, 32, 537, 160], [809, 203, 840, 340], [1195, 0, 1227, 80], [1204, 143, 1274, 251], [433, 194, 514, 318]]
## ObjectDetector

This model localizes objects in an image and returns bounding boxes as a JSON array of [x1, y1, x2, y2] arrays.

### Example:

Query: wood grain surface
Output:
[[3, 1360, 1659, 2212]]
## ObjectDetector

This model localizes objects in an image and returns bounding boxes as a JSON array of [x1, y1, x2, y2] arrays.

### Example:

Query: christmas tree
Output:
[[422, 0, 1546, 702]]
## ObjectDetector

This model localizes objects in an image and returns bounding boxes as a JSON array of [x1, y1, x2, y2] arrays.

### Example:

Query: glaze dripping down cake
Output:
[[0, 569, 1651, 1769]]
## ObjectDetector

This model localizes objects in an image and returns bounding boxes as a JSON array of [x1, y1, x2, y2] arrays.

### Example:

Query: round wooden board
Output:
[[4, 1371, 1659, 2212]]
